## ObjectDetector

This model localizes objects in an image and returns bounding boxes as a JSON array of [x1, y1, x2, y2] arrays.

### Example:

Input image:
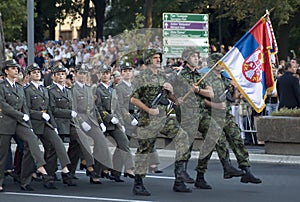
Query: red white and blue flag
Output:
[[218, 15, 277, 113]]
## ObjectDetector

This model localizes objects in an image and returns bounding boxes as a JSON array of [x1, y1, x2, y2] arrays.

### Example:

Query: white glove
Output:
[[54, 128, 59, 134], [71, 110, 77, 118], [81, 121, 92, 132], [121, 126, 126, 133], [23, 114, 30, 121], [100, 123, 106, 133], [111, 117, 119, 124], [42, 113, 50, 121], [131, 118, 138, 126]]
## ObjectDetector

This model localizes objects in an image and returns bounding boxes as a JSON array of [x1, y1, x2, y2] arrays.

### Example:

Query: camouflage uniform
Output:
[[176, 66, 226, 173], [205, 71, 250, 168], [200, 52, 261, 184], [132, 68, 190, 176], [131, 48, 192, 195]]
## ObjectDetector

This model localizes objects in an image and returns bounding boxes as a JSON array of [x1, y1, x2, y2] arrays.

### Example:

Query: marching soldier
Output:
[[72, 64, 114, 179], [130, 49, 192, 196], [48, 63, 102, 184], [0, 60, 54, 192], [201, 53, 262, 184], [115, 62, 162, 174], [24, 63, 75, 186], [176, 48, 244, 189], [95, 65, 134, 182]]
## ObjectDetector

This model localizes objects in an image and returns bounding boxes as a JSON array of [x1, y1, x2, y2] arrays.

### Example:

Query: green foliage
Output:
[[0, 0, 26, 41], [272, 108, 300, 117]]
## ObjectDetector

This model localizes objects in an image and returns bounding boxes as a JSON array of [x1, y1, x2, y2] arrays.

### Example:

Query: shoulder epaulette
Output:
[[47, 84, 55, 90], [24, 84, 30, 89]]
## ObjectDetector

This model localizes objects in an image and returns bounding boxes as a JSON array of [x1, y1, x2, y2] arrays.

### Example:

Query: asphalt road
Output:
[[1, 158, 300, 202]]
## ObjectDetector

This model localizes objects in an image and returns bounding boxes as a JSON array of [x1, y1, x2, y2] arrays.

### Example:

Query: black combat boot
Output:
[[221, 158, 245, 179], [181, 161, 195, 183], [173, 161, 192, 192], [240, 166, 262, 184], [133, 174, 151, 196], [194, 172, 212, 189]]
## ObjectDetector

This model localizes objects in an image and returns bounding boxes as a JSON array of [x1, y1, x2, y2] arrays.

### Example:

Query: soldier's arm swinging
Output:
[[131, 97, 159, 116]]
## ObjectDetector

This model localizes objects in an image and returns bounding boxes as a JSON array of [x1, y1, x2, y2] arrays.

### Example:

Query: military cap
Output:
[[207, 53, 223, 67], [1, 59, 20, 74], [112, 71, 121, 78], [75, 64, 89, 73], [26, 63, 40, 73], [100, 65, 111, 73], [120, 62, 133, 70], [52, 63, 67, 73]]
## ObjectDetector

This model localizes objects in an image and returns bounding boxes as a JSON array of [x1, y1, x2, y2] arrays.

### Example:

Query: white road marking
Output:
[[4, 192, 156, 202]]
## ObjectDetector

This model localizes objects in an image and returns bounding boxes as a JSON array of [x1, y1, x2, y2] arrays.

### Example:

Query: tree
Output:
[[144, 0, 153, 28], [91, 0, 106, 41], [0, 0, 26, 41]]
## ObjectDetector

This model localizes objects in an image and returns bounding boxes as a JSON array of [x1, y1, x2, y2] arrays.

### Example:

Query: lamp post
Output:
[[27, 0, 34, 65]]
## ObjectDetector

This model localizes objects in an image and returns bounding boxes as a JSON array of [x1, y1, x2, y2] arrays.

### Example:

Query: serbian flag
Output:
[[218, 15, 276, 113]]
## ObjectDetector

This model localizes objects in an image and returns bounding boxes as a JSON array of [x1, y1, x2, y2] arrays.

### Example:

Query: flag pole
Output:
[[166, 61, 219, 117], [263, 7, 275, 18]]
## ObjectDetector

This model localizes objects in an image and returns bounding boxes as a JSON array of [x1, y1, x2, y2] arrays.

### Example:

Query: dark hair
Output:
[[277, 67, 284, 75], [284, 62, 292, 70], [66, 74, 73, 80]]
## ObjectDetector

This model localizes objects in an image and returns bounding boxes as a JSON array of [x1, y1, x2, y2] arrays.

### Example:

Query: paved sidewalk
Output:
[[11, 144, 300, 165], [154, 146, 300, 165]]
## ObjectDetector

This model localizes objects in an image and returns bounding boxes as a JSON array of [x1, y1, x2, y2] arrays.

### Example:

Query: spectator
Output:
[[276, 62, 300, 109]]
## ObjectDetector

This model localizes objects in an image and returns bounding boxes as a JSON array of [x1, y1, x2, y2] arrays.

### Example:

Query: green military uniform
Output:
[[72, 77, 113, 171], [0, 60, 52, 190], [115, 63, 161, 168], [199, 52, 261, 184], [95, 67, 134, 179], [205, 71, 250, 168], [203, 66, 261, 183], [132, 68, 190, 174], [176, 66, 227, 174], [48, 65, 95, 176], [24, 81, 71, 176]]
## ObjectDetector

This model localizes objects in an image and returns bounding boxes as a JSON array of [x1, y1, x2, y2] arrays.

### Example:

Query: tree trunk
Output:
[[80, 0, 90, 39], [91, 0, 106, 41], [35, 1, 43, 42], [48, 19, 56, 40], [277, 24, 289, 61], [144, 0, 153, 28]]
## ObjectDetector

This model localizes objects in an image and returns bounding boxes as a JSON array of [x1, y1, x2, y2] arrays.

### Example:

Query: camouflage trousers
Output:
[[135, 117, 190, 177], [215, 113, 250, 168], [196, 112, 250, 173], [195, 112, 227, 173]]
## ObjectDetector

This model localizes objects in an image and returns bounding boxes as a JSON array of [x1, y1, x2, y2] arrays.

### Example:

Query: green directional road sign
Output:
[[163, 30, 208, 38], [163, 13, 208, 22], [162, 12, 209, 59], [163, 46, 209, 56]]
